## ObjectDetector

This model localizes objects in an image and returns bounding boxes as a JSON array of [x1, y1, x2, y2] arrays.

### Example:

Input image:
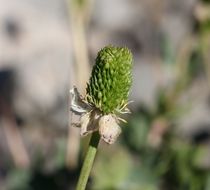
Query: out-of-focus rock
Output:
[[89, 0, 198, 107], [177, 79, 210, 138], [0, 0, 73, 128]]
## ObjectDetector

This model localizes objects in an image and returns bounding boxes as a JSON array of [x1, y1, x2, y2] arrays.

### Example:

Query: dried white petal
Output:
[[80, 110, 101, 136], [99, 115, 121, 144], [70, 86, 91, 114], [80, 112, 91, 136], [70, 111, 81, 127]]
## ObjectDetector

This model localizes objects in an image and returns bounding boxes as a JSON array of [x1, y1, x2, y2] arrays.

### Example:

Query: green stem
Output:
[[76, 132, 100, 190]]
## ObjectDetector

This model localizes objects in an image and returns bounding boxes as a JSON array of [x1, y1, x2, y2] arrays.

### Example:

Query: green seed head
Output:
[[86, 45, 132, 114]]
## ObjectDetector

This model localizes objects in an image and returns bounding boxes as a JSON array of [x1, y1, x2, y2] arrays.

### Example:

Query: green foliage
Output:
[[160, 139, 209, 190], [6, 169, 31, 190], [86, 46, 132, 114], [92, 146, 132, 190], [123, 111, 151, 152], [201, 0, 210, 3]]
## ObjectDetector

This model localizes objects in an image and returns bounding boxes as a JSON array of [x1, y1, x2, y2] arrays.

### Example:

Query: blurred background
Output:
[[1, 0, 210, 189]]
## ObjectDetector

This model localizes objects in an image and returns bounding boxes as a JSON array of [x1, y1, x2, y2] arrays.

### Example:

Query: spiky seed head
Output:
[[86, 46, 132, 114]]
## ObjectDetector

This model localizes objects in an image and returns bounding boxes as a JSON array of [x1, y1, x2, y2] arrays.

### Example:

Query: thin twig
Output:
[[66, 0, 93, 169]]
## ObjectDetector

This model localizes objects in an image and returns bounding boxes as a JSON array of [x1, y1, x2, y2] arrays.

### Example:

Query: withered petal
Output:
[[99, 115, 121, 144], [80, 110, 101, 136], [70, 86, 91, 114]]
